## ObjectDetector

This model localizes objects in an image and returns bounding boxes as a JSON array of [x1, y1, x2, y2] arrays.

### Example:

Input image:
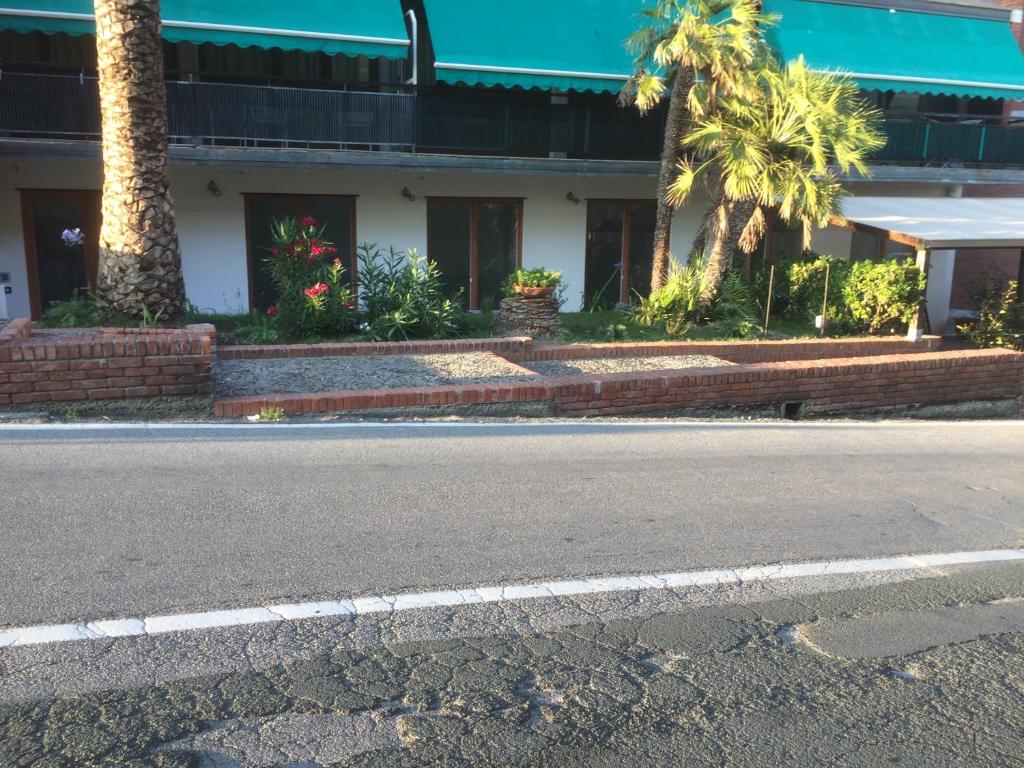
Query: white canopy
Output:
[[835, 197, 1024, 250]]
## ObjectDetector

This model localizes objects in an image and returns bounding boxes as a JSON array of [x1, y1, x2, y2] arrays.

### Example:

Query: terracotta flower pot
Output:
[[515, 285, 557, 298]]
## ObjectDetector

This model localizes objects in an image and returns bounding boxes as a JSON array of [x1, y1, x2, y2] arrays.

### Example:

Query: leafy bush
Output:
[[264, 216, 358, 338], [786, 254, 851, 323], [357, 243, 468, 341], [843, 258, 926, 334], [632, 258, 757, 338], [958, 281, 1024, 350], [38, 291, 103, 328], [503, 267, 563, 296], [632, 258, 702, 332]]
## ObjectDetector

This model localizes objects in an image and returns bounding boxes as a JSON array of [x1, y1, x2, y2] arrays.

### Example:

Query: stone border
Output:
[[218, 336, 533, 360], [518, 336, 946, 364], [213, 348, 1024, 419], [0, 320, 215, 405]]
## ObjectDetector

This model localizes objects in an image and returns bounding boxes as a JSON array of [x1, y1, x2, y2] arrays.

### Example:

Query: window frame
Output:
[[425, 196, 524, 310], [243, 192, 358, 311]]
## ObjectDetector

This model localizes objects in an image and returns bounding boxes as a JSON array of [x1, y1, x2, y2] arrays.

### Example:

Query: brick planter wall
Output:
[[520, 336, 946, 364], [218, 336, 533, 360], [0, 320, 214, 405], [552, 349, 1024, 417], [214, 348, 1024, 418]]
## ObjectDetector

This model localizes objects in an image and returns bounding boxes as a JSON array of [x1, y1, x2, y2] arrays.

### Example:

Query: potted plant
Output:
[[505, 267, 562, 298]]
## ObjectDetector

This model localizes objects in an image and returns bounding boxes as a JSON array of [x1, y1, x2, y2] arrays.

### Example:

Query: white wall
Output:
[[0, 159, 707, 315], [926, 249, 956, 335]]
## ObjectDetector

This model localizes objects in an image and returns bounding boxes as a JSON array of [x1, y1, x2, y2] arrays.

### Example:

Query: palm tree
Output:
[[620, 0, 772, 294], [93, 0, 186, 321], [668, 57, 886, 306]]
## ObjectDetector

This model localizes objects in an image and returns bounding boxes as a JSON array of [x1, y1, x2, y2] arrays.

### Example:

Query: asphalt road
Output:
[[1, 420, 1023, 626]]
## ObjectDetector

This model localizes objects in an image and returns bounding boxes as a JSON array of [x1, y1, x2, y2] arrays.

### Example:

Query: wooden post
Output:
[[907, 248, 931, 340]]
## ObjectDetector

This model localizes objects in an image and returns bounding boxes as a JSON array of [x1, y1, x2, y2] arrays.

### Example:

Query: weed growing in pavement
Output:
[[258, 405, 286, 422]]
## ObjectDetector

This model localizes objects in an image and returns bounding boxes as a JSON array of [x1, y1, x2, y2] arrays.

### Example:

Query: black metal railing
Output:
[[2, 71, 1023, 165], [0, 72, 416, 148]]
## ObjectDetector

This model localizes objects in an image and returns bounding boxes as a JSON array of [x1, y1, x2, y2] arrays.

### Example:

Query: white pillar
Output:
[[907, 248, 930, 341]]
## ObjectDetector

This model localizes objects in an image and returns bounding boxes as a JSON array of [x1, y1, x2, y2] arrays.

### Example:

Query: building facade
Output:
[[1, 0, 1023, 326]]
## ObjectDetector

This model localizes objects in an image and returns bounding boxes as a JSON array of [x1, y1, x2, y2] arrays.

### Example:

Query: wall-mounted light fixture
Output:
[[401, 186, 417, 201], [566, 191, 581, 205], [207, 180, 222, 197]]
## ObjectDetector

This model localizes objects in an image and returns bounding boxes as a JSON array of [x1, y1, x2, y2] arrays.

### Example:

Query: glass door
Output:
[[21, 189, 101, 319], [427, 199, 521, 310], [585, 200, 657, 309]]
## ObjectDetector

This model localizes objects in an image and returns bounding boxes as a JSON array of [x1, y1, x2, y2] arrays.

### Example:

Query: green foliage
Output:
[[503, 267, 563, 296], [632, 258, 703, 332], [38, 291, 103, 328], [843, 258, 927, 335], [263, 216, 358, 338], [632, 258, 757, 338], [62, 404, 80, 421], [357, 244, 468, 341], [786, 254, 851, 324], [139, 305, 165, 329], [958, 281, 1024, 350], [232, 313, 283, 345], [602, 323, 629, 341], [258, 405, 286, 422]]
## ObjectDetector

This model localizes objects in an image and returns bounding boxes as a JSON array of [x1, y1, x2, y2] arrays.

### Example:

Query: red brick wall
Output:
[[949, 249, 1021, 310], [553, 349, 1024, 417], [214, 348, 1024, 418], [0, 321, 214, 405], [519, 337, 944, 364]]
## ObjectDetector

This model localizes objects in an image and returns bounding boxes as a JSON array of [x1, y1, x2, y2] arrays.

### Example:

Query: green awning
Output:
[[765, 0, 1024, 100], [0, 1, 410, 58], [424, 0, 637, 92]]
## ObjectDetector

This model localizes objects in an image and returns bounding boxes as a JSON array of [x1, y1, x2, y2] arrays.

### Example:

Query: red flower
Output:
[[304, 282, 329, 298], [302, 216, 318, 227], [271, 247, 281, 259], [267, 305, 279, 316], [343, 299, 356, 310]]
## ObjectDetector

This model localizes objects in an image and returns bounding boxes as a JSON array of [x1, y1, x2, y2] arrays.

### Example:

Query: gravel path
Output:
[[215, 353, 536, 397], [527, 354, 734, 377]]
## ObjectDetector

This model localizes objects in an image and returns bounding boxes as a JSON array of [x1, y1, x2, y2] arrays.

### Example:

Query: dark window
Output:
[[20, 189, 100, 319], [585, 200, 657, 308], [245, 194, 356, 311], [426, 199, 521, 310]]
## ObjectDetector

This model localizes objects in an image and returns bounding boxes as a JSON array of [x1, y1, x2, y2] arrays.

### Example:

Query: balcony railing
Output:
[[0, 72, 416, 149], [1, 72, 1023, 166]]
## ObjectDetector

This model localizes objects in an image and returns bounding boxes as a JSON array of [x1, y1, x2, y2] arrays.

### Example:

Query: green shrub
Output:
[[958, 281, 1024, 350], [786, 254, 851, 324], [751, 250, 798, 316], [264, 216, 358, 338], [38, 291, 103, 328], [632, 258, 702, 331], [843, 258, 926, 334], [632, 258, 757, 338], [503, 267, 563, 296], [357, 244, 468, 341]]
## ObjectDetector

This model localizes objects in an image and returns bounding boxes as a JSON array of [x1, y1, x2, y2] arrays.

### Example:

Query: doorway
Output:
[[426, 198, 522, 310], [584, 200, 656, 308], [20, 189, 101, 319]]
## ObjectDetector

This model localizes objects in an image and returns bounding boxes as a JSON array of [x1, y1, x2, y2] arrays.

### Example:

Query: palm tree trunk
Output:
[[698, 198, 733, 309], [649, 67, 694, 295], [725, 198, 758, 270], [93, 0, 186, 321]]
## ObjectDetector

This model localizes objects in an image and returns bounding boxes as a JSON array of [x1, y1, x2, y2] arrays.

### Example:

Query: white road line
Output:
[[1, 419, 1022, 432], [1, 548, 1021, 649]]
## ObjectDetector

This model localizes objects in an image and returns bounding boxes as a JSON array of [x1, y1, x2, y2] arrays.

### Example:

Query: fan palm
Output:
[[669, 57, 886, 306], [620, 0, 774, 295]]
